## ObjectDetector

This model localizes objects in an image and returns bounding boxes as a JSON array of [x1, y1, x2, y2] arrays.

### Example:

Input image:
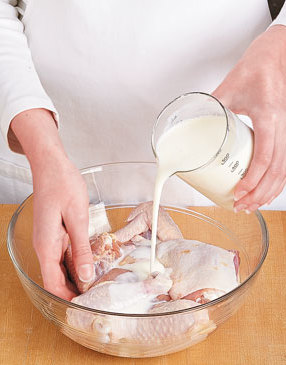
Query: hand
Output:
[[11, 109, 94, 300], [32, 154, 93, 300], [213, 25, 286, 212]]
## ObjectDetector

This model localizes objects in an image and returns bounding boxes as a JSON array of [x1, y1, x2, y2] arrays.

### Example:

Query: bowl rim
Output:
[[7, 161, 269, 317]]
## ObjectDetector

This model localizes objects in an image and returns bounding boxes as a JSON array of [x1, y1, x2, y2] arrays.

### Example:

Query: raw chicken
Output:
[[115, 201, 183, 243], [66, 272, 173, 339], [64, 232, 135, 293], [117, 244, 166, 280], [67, 273, 215, 344], [64, 201, 181, 293], [69, 272, 172, 314], [65, 201, 239, 346], [144, 300, 215, 343], [157, 239, 239, 300], [183, 288, 226, 304]]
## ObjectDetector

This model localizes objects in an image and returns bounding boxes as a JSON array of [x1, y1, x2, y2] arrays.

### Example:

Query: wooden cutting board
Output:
[[0, 205, 285, 365]]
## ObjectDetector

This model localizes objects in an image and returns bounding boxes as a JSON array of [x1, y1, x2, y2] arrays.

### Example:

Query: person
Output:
[[0, 1, 285, 299]]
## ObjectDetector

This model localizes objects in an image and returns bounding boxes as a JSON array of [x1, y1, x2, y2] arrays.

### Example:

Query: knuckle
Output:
[[269, 162, 286, 179], [71, 245, 92, 259], [240, 177, 257, 192], [269, 168, 283, 179], [254, 195, 267, 206], [248, 189, 266, 206]]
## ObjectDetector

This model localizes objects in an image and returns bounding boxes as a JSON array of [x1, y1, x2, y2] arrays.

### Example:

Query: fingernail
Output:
[[245, 204, 260, 214], [234, 204, 247, 213], [78, 264, 94, 282], [234, 191, 248, 202]]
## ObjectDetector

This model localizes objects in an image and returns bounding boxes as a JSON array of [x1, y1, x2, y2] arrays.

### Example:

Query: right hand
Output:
[[213, 25, 286, 212], [10, 109, 94, 300]]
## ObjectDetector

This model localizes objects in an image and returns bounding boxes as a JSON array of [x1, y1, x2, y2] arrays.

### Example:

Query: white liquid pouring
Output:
[[150, 115, 253, 271]]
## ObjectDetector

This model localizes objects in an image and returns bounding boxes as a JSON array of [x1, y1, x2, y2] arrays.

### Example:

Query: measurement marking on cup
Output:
[[152, 95, 254, 213], [241, 168, 248, 179], [221, 153, 230, 165], [231, 161, 239, 173]]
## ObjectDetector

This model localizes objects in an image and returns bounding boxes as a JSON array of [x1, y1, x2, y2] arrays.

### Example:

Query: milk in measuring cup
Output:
[[150, 113, 253, 271]]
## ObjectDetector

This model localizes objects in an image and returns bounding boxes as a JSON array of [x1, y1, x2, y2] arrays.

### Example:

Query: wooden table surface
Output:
[[0, 204, 285, 365]]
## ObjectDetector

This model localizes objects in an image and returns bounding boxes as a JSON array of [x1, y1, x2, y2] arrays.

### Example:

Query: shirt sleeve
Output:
[[0, 0, 59, 147], [270, 2, 286, 26]]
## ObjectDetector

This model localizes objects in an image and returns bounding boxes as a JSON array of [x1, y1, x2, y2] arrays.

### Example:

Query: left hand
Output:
[[213, 25, 286, 213]]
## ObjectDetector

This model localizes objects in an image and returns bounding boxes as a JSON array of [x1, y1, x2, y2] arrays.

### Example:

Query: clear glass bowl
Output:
[[7, 162, 268, 358]]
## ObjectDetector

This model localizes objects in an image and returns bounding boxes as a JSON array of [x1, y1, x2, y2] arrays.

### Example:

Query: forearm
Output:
[[10, 108, 68, 177]]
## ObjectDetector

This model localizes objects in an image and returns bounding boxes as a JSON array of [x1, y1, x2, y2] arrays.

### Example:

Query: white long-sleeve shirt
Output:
[[0, 0, 286, 208]]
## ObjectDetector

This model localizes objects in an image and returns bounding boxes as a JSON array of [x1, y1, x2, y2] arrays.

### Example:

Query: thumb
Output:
[[63, 202, 94, 283]]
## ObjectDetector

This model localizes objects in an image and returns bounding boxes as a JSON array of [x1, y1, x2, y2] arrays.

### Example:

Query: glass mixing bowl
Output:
[[7, 162, 268, 358]]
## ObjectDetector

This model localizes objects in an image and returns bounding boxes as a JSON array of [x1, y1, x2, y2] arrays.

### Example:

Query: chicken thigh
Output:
[[157, 239, 239, 301]]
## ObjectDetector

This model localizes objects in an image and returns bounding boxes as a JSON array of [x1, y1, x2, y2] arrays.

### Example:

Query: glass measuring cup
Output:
[[152, 92, 254, 210]]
